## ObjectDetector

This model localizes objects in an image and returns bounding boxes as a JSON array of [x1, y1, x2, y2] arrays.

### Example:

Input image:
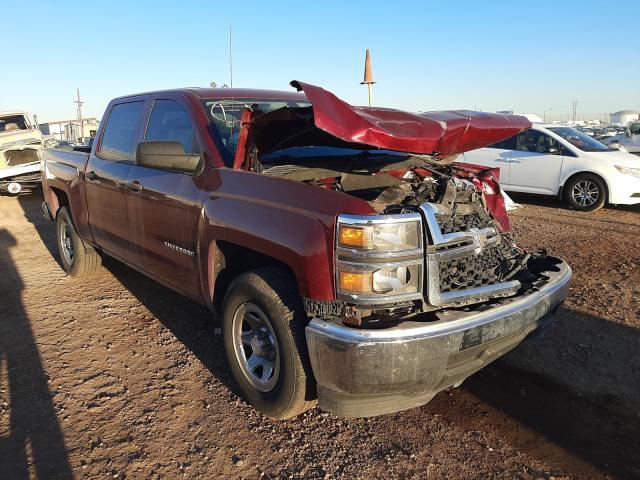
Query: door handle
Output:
[[86, 170, 99, 181], [509, 159, 523, 164], [125, 180, 143, 193]]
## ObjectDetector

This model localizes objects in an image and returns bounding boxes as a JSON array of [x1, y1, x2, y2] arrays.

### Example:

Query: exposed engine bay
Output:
[[260, 152, 551, 317]]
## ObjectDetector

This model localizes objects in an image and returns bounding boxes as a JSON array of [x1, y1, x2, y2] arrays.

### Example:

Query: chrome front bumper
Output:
[[305, 259, 572, 417]]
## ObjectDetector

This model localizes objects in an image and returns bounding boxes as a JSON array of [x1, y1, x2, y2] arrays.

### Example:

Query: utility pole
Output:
[[74, 88, 84, 141], [571, 99, 578, 124]]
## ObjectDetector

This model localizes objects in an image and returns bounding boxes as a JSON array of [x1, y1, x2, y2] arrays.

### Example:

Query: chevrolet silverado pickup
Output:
[[41, 81, 571, 419]]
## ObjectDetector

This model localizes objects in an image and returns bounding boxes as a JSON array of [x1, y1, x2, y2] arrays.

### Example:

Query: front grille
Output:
[[435, 211, 492, 235], [438, 242, 521, 293], [421, 203, 522, 308]]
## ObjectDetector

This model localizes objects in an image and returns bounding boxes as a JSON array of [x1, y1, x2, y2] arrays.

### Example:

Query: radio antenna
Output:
[[229, 25, 233, 89]]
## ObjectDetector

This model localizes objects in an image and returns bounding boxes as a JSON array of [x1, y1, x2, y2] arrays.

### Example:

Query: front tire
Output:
[[564, 174, 606, 212], [56, 207, 101, 277], [222, 267, 316, 419]]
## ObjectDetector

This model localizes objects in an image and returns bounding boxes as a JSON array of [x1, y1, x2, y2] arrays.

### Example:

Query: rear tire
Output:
[[222, 267, 316, 419], [56, 207, 101, 277], [564, 174, 606, 212]]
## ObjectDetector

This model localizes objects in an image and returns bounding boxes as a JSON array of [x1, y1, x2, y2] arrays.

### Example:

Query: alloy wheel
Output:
[[60, 220, 75, 265], [231, 302, 280, 392], [571, 180, 599, 207]]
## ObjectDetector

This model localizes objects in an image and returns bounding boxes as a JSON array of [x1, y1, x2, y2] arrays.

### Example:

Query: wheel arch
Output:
[[206, 240, 300, 313], [48, 186, 70, 219], [559, 170, 610, 203]]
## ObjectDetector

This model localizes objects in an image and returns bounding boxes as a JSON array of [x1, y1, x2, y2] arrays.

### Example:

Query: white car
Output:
[[461, 123, 640, 211]]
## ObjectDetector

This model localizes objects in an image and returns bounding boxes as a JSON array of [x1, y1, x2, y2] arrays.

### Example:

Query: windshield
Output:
[[0, 114, 30, 133], [547, 127, 613, 152], [202, 98, 310, 165]]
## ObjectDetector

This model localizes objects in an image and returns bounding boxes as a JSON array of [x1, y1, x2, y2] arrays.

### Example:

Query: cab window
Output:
[[145, 99, 198, 154], [98, 101, 145, 161], [514, 130, 560, 155]]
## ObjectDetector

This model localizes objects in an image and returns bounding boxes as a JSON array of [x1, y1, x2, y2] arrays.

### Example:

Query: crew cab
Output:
[[41, 82, 571, 418]]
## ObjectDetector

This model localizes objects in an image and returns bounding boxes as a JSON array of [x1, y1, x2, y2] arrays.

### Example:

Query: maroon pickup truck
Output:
[[41, 81, 571, 419]]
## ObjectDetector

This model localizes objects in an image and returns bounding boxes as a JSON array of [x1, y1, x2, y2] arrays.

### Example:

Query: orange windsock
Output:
[[361, 49, 375, 85]]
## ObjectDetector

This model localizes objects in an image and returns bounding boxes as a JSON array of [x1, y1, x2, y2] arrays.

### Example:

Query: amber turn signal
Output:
[[338, 226, 372, 248], [338, 271, 372, 294]]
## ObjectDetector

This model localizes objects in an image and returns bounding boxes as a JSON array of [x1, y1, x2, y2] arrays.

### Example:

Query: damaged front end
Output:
[[327, 163, 552, 326], [223, 81, 571, 416], [231, 81, 549, 325]]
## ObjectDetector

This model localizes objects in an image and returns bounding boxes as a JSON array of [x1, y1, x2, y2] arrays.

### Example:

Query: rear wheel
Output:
[[222, 267, 316, 419], [56, 207, 101, 277], [564, 174, 606, 212]]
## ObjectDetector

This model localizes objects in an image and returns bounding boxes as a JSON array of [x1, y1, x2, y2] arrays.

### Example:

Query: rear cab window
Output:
[[98, 101, 145, 161]]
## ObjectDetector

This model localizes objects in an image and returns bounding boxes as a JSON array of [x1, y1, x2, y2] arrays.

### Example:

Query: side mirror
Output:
[[547, 145, 559, 154], [625, 128, 632, 138], [136, 141, 202, 173]]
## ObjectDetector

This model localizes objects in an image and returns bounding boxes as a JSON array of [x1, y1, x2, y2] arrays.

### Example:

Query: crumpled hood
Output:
[[249, 81, 531, 157]]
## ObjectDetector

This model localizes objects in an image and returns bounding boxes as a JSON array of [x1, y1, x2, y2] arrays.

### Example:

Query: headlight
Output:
[[337, 218, 421, 253], [615, 165, 640, 177], [337, 263, 421, 296], [335, 213, 424, 303]]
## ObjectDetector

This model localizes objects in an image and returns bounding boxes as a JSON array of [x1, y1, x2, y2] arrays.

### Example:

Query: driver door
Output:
[[507, 130, 564, 195], [125, 96, 204, 296]]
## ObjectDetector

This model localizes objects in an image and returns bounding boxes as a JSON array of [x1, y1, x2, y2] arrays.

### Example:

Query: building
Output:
[[39, 118, 99, 141], [610, 110, 639, 125]]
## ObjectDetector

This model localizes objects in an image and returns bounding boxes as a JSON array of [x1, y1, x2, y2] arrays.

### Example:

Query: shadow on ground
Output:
[[103, 257, 237, 392], [463, 307, 640, 479], [17, 191, 60, 266], [0, 226, 73, 479]]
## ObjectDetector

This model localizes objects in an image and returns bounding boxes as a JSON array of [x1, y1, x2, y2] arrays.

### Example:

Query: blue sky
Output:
[[2, 0, 638, 122]]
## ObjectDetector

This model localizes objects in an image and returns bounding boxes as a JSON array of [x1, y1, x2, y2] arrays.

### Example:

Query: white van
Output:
[[461, 124, 640, 211]]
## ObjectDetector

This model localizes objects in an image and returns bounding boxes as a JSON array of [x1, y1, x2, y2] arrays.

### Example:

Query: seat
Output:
[[4, 123, 19, 132]]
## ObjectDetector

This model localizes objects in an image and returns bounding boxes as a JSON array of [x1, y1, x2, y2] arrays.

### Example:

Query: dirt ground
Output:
[[1, 191, 639, 480]]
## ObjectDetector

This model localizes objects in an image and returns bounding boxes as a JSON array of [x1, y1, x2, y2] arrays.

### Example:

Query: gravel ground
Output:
[[1, 192, 639, 479]]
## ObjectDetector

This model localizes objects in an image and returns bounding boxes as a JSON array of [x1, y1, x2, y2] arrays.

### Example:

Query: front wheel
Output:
[[222, 267, 316, 419], [564, 174, 606, 212], [56, 207, 101, 277]]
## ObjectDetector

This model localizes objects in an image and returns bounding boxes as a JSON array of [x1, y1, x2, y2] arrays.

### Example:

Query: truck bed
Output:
[[43, 148, 90, 169]]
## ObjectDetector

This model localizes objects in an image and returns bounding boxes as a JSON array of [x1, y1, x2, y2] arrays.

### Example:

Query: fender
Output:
[[42, 150, 94, 243], [197, 168, 374, 301]]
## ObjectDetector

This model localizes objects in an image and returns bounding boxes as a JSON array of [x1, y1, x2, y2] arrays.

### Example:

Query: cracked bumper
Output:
[[305, 259, 572, 417]]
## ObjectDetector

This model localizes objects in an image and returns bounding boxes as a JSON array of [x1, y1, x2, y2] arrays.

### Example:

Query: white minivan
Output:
[[461, 124, 640, 211]]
